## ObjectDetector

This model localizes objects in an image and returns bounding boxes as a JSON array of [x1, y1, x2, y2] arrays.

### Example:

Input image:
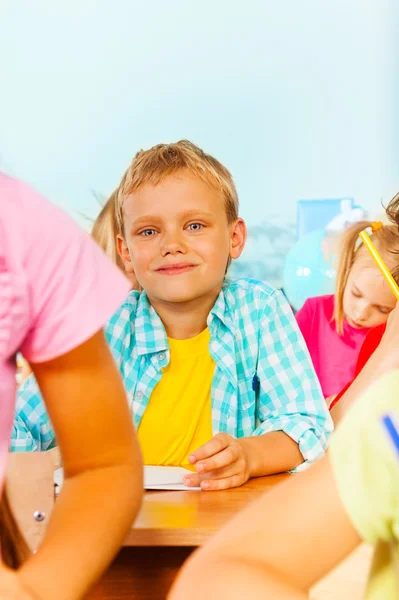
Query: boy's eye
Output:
[[377, 306, 391, 315], [139, 229, 157, 237], [352, 291, 361, 298], [187, 223, 203, 231]]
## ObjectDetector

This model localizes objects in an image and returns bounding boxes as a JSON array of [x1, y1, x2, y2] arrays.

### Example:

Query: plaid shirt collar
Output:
[[134, 286, 235, 357]]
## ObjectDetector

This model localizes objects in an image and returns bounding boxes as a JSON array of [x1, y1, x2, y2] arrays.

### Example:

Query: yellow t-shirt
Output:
[[138, 327, 214, 470], [330, 369, 399, 600]]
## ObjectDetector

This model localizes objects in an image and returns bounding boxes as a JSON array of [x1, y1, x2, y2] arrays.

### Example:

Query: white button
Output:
[[158, 353, 165, 361], [135, 391, 144, 400]]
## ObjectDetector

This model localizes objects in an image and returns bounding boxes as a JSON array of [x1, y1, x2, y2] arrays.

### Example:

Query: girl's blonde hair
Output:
[[91, 190, 139, 290], [333, 193, 399, 334], [91, 189, 125, 272]]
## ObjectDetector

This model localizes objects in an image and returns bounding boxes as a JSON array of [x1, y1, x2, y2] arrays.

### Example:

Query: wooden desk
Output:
[[6, 458, 372, 600], [87, 474, 289, 600]]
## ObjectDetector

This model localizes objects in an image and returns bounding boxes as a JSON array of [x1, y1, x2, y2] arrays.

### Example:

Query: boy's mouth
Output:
[[156, 263, 197, 275]]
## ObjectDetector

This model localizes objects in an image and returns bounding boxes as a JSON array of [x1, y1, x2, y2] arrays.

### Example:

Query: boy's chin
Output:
[[154, 291, 203, 304], [149, 283, 215, 304]]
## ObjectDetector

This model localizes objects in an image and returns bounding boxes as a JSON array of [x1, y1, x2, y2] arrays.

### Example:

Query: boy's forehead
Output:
[[123, 174, 225, 220]]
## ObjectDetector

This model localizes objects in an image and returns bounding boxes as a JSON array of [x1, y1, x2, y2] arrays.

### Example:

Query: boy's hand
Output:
[[183, 433, 251, 491]]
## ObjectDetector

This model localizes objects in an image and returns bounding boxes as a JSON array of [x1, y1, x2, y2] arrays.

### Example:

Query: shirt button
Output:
[[158, 353, 166, 361], [135, 390, 144, 400]]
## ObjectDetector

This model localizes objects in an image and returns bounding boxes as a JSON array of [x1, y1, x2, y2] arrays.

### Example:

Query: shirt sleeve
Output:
[[11, 375, 55, 452], [329, 370, 399, 546], [16, 179, 130, 363], [295, 299, 313, 345], [11, 295, 138, 453], [255, 290, 333, 469]]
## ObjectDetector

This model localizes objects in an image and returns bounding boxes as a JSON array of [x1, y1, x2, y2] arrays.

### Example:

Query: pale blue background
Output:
[[1, 0, 398, 282]]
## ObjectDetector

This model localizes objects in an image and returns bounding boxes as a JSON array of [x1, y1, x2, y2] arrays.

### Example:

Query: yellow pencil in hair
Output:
[[359, 229, 399, 300]]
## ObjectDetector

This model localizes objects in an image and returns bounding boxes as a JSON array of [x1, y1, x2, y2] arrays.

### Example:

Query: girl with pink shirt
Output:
[[0, 173, 142, 599], [296, 195, 399, 400]]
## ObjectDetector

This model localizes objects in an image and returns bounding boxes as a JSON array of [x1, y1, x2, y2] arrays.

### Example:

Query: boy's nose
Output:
[[160, 234, 187, 256]]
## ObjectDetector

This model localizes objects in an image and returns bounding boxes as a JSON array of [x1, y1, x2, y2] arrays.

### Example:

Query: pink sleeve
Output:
[[15, 179, 131, 363], [295, 299, 312, 345]]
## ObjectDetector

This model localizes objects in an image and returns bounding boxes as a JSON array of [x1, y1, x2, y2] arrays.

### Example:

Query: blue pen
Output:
[[381, 414, 399, 458]]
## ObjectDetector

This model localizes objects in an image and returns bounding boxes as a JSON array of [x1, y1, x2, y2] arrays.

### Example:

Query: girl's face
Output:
[[343, 259, 397, 329]]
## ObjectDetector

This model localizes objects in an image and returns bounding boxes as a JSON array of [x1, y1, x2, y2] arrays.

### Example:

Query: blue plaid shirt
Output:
[[12, 279, 333, 468]]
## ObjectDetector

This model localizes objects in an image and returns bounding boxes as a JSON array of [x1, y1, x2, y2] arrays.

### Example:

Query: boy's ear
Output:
[[117, 234, 136, 275], [229, 218, 247, 260]]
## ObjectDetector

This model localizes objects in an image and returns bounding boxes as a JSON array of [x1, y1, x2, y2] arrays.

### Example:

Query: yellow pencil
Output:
[[359, 230, 399, 300]]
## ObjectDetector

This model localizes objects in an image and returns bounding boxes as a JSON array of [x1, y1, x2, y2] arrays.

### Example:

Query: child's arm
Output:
[[174, 367, 399, 599], [185, 290, 331, 490], [12, 376, 56, 452], [17, 330, 143, 600], [251, 291, 332, 465], [171, 454, 360, 599], [185, 431, 304, 490]]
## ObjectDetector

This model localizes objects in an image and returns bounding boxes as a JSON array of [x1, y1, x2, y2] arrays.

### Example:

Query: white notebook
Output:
[[54, 465, 200, 492]]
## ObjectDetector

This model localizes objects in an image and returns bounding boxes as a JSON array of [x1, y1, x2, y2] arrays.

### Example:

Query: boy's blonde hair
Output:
[[333, 192, 399, 334], [116, 140, 239, 235], [91, 189, 125, 271]]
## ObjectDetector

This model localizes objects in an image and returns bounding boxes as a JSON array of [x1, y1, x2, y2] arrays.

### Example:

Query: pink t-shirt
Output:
[[0, 173, 130, 490], [296, 294, 371, 397]]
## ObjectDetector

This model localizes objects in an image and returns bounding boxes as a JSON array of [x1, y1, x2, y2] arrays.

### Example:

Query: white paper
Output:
[[54, 465, 200, 492], [144, 465, 201, 490]]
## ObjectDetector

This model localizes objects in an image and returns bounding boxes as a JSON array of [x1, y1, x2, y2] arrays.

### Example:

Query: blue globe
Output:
[[282, 229, 336, 311]]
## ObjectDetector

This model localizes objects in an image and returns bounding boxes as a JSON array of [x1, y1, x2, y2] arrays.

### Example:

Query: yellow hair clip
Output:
[[371, 221, 383, 233]]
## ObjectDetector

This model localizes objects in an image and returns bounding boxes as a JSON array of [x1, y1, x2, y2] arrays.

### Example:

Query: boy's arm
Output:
[[252, 290, 332, 469], [185, 291, 332, 489], [11, 375, 56, 452], [237, 292, 328, 477]]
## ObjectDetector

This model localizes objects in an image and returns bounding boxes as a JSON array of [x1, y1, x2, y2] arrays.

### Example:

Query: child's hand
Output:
[[0, 563, 41, 599], [184, 433, 251, 491]]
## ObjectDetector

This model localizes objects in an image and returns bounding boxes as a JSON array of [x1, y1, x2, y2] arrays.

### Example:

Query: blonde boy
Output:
[[13, 141, 332, 490]]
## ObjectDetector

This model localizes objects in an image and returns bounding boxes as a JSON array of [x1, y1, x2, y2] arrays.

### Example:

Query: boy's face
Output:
[[117, 172, 246, 304]]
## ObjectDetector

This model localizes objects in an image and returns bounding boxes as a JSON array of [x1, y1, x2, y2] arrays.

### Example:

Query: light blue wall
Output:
[[1, 1, 397, 279]]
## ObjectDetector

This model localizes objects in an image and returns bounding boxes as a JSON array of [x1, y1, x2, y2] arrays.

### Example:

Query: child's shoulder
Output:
[[222, 278, 283, 315], [106, 290, 141, 332], [224, 277, 276, 298], [301, 294, 334, 313]]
